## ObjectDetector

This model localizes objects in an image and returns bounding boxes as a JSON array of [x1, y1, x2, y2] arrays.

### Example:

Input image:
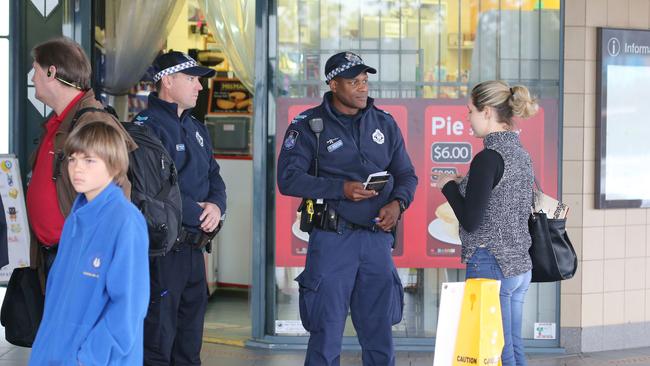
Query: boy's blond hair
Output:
[[64, 122, 129, 186]]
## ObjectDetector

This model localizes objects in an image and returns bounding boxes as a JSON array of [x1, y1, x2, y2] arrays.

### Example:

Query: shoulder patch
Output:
[[283, 130, 299, 150]]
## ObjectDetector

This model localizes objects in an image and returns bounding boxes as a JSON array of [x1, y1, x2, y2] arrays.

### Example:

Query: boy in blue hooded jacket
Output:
[[29, 122, 150, 365]]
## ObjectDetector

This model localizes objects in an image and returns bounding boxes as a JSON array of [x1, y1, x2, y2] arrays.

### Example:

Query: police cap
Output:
[[324, 51, 376, 84], [151, 51, 216, 83]]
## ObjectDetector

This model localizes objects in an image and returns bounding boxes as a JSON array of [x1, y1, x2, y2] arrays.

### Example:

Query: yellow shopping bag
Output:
[[452, 279, 504, 366]]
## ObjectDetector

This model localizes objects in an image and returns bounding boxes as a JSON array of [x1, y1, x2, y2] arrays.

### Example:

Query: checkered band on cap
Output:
[[153, 60, 199, 82], [326, 60, 363, 82]]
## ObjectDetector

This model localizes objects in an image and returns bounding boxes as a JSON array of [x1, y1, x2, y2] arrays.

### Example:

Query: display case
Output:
[[205, 114, 252, 156]]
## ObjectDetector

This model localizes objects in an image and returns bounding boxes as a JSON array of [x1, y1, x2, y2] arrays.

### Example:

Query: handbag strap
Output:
[[533, 177, 542, 192], [531, 177, 542, 209]]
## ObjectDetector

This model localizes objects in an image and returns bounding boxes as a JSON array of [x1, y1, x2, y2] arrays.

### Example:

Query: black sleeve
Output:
[[441, 149, 504, 232]]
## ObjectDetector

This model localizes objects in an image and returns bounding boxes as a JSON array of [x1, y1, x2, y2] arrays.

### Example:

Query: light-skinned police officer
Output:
[[277, 51, 418, 366], [134, 51, 227, 366]]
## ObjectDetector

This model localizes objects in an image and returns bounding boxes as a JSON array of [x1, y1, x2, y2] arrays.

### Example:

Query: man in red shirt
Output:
[[27, 37, 135, 281]]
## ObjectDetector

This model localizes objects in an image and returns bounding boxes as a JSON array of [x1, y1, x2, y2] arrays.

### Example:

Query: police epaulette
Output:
[[374, 106, 391, 116], [134, 114, 151, 125], [290, 110, 313, 124]]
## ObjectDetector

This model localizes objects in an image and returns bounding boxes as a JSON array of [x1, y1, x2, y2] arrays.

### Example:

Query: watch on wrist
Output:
[[397, 199, 407, 213]]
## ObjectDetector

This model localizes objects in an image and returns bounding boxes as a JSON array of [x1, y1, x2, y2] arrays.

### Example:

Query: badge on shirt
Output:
[[176, 144, 186, 151], [82, 256, 102, 279], [326, 137, 343, 152], [283, 130, 299, 150], [195, 131, 204, 147], [372, 129, 385, 145]]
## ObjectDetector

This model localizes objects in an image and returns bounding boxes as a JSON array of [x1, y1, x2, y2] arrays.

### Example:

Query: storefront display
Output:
[[271, 0, 562, 343], [275, 99, 557, 269]]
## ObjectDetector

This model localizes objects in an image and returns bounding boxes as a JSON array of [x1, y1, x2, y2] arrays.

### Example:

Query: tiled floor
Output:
[[4, 288, 650, 365], [5, 340, 650, 366]]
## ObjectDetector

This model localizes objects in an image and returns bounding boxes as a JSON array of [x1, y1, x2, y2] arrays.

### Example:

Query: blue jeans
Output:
[[465, 248, 532, 366]]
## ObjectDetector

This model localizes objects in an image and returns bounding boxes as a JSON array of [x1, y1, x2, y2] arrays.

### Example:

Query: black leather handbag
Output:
[[528, 211, 578, 282], [0, 267, 45, 347]]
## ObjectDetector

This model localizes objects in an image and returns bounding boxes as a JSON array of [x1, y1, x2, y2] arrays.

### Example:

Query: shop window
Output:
[[271, 0, 562, 344]]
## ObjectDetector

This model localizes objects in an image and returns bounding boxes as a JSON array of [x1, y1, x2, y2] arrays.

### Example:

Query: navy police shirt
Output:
[[277, 92, 417, 227], [133, 93, 227, 230]]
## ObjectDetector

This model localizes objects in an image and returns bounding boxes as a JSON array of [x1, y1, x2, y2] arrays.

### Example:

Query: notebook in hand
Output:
[[363, 171, 391, 192]]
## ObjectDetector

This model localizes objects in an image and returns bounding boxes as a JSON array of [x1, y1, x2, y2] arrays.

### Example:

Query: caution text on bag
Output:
[[453, 279, 504, 366]]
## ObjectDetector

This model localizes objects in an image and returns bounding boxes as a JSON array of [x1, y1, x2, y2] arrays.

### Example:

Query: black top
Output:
[[442, 149, 504, 232]]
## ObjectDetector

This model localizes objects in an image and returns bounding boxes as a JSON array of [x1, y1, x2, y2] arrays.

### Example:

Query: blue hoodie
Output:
[[29, 183, 150, 366]]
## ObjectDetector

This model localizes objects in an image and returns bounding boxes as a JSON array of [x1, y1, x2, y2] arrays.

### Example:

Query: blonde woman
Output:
[[434, 80, 538, 366]]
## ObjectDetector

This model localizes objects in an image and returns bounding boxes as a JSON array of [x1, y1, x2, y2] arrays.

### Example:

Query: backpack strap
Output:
[[154, 166, 177, 201], [67, 107, 112, 133], [52, 107, 114, 181]]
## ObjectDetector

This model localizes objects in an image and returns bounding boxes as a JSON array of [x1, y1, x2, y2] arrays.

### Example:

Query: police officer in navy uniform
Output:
[[277, 52, 418, 366], [134, 51, 227, 366]]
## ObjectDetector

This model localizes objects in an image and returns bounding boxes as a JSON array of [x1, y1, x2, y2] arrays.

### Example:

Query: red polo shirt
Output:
[[26, 92, 84, 246]]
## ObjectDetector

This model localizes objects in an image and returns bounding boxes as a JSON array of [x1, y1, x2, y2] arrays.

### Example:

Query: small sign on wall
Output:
[[275, 320, 308, 335], [533, 322, 556, 339], [208, 78, 253, 114]]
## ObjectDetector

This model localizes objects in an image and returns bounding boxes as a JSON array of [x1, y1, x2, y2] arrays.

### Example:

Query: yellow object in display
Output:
[[453, 279, 504, 366], [540, 0, 561, 9], [476, 0, 560, 11]]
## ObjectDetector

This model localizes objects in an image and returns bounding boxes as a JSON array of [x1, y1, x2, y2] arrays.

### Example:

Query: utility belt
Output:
[[298, 198, 378, 233], [177, 222, 222, 253]]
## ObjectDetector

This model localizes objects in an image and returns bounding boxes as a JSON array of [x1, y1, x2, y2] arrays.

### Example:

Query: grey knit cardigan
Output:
[[458, 131, 534, 278]]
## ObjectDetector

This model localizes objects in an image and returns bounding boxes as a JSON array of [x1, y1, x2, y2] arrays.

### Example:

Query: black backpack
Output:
[[62, 107, 182, 256], [0, 267, 44, 347]]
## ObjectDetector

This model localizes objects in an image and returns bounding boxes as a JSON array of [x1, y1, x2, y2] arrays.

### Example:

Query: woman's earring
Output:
[[47, 71, 52, 77]]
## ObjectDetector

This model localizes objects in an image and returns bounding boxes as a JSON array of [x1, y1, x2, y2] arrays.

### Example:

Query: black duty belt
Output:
[[340, 219, 378, 232], [178, 229, 211, 249], [303, 202, 379, 233]]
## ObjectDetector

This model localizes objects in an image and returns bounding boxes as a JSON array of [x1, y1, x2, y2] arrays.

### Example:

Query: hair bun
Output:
[[509, 85, 538, 119]]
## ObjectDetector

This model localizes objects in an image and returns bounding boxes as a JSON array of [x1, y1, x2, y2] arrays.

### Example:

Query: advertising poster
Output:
[[275, 99, 558, 268], [416, 105, 546, 268], [0, 155, 31, 281], [208, 78, 253, 114]]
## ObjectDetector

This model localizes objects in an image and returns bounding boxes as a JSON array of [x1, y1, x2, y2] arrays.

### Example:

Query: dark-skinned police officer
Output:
[[134, 51, 227, 366], [277, 51, 418, 366]]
